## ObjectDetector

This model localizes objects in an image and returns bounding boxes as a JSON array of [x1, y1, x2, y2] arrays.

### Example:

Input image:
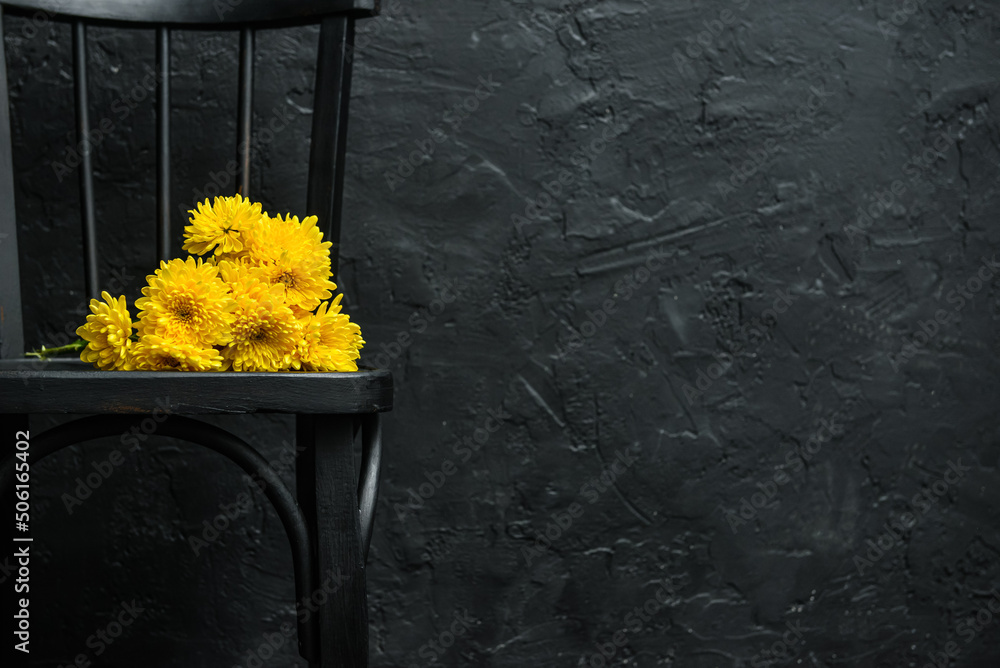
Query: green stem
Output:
[[26, 339, 87, 360]]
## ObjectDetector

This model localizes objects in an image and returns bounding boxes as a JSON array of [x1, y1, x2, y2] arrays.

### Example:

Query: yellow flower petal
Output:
[[217, 261, 302, 372], [291, 295, 365, 372], [242, 213, 336, 312], [131, 334, 223, 372], [182, 194, 263, 257], [76, 291, 135, 371], [135, 257, 235, 347]]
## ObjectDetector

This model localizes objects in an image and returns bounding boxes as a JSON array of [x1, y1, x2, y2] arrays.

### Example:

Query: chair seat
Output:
[[0, 359, 392, 414]]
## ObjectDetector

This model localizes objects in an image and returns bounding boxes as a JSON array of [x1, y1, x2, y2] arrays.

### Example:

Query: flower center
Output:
[[169, 295, 201, 324], [277, 271, 297, 288]]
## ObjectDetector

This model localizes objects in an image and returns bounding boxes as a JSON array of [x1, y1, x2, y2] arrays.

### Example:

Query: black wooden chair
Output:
[[0, 1, 390, 666]]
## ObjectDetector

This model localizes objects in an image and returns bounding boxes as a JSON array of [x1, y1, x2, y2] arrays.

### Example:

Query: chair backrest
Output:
[[0, 0, 378, 358]]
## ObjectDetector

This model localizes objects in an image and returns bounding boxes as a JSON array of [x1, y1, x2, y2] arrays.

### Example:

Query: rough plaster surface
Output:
[[4, 0, 1000, 666]]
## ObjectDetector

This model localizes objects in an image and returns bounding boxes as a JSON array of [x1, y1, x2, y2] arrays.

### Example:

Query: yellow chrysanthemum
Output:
[[131, 334, 224, 372], [244, 213, 336, 311], [135, 257, 235, 346], [292, 294, 365, 372], [183, 194, 263, 257], [217, 261, 301, 372], [70, 195, 372, 375], [76, 291, 135, 371]]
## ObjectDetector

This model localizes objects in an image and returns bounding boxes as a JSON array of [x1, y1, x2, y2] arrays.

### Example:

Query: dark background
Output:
[[3, 0, 1000, 666]]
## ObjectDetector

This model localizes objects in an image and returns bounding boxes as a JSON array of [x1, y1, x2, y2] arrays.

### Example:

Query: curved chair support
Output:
[[0, 415, 319, 662], [1, 0, 378, 25], [358, 413, 382, 558]]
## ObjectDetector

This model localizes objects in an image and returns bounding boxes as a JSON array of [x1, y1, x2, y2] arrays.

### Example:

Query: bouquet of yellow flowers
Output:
[[73, 195, 364, 372]]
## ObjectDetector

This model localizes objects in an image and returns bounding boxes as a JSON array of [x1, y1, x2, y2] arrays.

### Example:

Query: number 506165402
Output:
[[14, 430, 29, 528]]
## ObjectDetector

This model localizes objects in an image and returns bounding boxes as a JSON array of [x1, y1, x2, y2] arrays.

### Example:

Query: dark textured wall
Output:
[[4, 0, 1000, 666]]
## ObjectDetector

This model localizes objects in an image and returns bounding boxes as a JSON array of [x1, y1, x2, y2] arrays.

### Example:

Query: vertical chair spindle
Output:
[[236, 27, 254, 197], [73, 21, 98, 298], [0, 6, 24, 358], [307, 16, 355, 278], [156, 27, 170, 263]]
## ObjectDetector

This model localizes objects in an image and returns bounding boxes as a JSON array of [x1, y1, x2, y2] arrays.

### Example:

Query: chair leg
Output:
[[297, 414, 369, 668]]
